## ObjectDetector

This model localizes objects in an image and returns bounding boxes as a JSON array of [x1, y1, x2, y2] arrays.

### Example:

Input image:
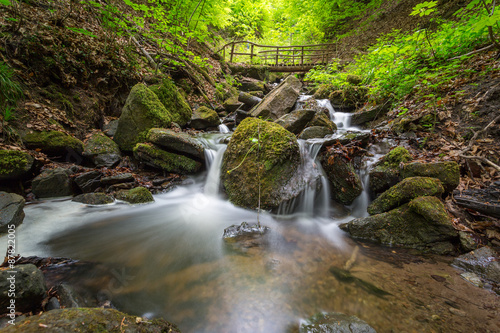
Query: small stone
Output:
[[100, 173, 135, 185], [449, 307, 466, 317], [460, 272, 484, 288]]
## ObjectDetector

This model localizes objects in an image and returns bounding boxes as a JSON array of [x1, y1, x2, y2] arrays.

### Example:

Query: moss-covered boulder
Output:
[[368, 176, 444, 215], [0, 192, 25, 232], [401, 161, 460, 193], [134, 143, 202, 174], [23, 131, 84, 155], [0, 150, 34, 181], [114, 83, 172, 151], [223, 95, 243, 113], [147, 128, 205, 161], [72, 193, 114, 205], [341, 196, 457, 254], [369, 147, 413, 195], [221, 118, 300, 210], [2, 308, 180, 332], [82, 132, 121, 168], [275, 109, 315, 134], [329, 86, 369, 112], [32, 168, 74, 198], [312, 83, 334, 99], [319, 150, 363, 205], [115, 187, 154, 204], [298, 126, 334, 140], [239, 77, 265, 92], [190, 106, 220, 130], [150, 79, 192, 127]]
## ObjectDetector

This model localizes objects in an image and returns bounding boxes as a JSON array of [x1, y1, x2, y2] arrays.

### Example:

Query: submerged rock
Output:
[[453, 246, 500, 283], [221, 118, 300, 210], [401, 161, 460, 193], [0, 150, 34, 181], [275, 109, 315, 134], [147, 128, 205, 161], [32, 168, 74, 198], [114, 83, 172, 151], [223, 222, 270, 253], [115, 187, 154, 204], [0, 192, 25, 232], [134, 143, 202, 174], [1, 308, 180, 333], [83, 132, 121, 168], [341, 196, 457, 254], [190, 106, 220, 130], [23, 131, 84, 156], [72, 193, 114, 205], [149, 79, 192, 127], [367, 177, 444, 215], [300, 312, 377, 333]]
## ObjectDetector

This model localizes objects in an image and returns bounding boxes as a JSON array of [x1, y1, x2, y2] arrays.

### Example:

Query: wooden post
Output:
[[250, 44, 254, 63], [301, 46, 304, 65], [230, 43, 235, 63], [275, 47, 279, 65]]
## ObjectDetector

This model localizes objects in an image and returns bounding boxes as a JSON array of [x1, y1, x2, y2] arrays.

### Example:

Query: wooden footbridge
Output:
[[218, 41, 337, 72]]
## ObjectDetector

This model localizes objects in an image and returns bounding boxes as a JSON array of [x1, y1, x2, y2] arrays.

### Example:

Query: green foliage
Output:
[[410, 1, 437, 17], [0, 61, 23, 124], [0, 0, 11, 6]]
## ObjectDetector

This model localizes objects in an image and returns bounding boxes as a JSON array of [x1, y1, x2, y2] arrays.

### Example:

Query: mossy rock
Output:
[[312, 84, 334, 99], [329, 86, 369, 111], [114, 83, 172, 151], [307, 112, 337, 131], [23, 131, 84, 155], [367, 176, 444, 215], [150, 79, 192, 127], [190, 106, 220, 130], [2, 308, 180, 333], [383, 147, 413, 166], [134, 143, 202, 174], [72, 193, 114, 205], [401, 161, 460, 193], [0, 264, 46, 314], [298, 126, 334, 140], [115, 187, 154, 204], [0, 150, 34, 181], [146, 128, 205, 160], [368, 147, 413, 195], [346, 74, 363, 86], [82, 132, 121, 168], [274, 109, 315, 134], [32, 168, 74, 198], [221, 118, 300, 210], [341, 196, 457, 254], [223, 95, 242, 113]]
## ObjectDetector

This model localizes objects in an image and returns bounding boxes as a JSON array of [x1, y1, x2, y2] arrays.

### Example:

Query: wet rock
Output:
[[150, 79, 192, 127], [114, 83, 172, 151], [368, 147, 412, 195], [235, 109, 250, 124], [351, 104, 388, 126], [239, 77, 265, 92], [72, 193, 114, 205], [223, 222, 270, 253], [300, 312, 377, 333], [323, 131, 371, 148], [100, 173, 135, 185], [0, 192, 25, 232], [0, 264, 47, 313], [0, 150, 34, 181], [1, 308, 180, 333], [367, 177, 444, 215], [299, 126, 334, 140], [319, 151, 363, 205], [222, 118, 300, 210], [134, 143, 202, 174], [401, 161, 460, 193], [307, 112, 337, 131], [249, 75, 302, 120], [74, 170, 102, 193], [453, 246, 500, 283], [453, 181, 500, 218], [238, 91, 262, 108], [341, 196, 457, 254], [223, 96, 243, 113], [275, 109, 316, 134], [23, 131, 84, 156], [459, 231, 482, 252], [146, 128, 205, 161], [190, 106, 220, 130], [115, 187, 154, 204], [460, 272, 484, 288], [45, 297, 61, 311], [103, 119, 119, 137], [83, 132, 121, 168], [57, 283, 95, 308], [32, 168, 74, 198]]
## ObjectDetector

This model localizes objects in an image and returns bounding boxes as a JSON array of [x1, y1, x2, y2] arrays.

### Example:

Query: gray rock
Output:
[[223, 96, 243, 113], [249, 75, 302, 120], [453, 247, 500, 283], [190, 106, 220, 130], [238, 91, 262, 108], [100, 173, 135, 185], [45, 297, 61, 311], [351, 105, 388, 126], [458, 231, 481, 252], [239, 77, 265, 92], [223, 222, 270, 254], [0, 264, 47, 313], [299, 126, 334, 140], [147, 128, 205, 161], [401, 161, 460, 193], [0, 150, 34, 181], [72, 193, 114, 205], [0, 192, 25, 232], [307, 112, 337, 131], [103, 119, 119, 137], [133, 143, 202, 174], [323, 131, 371, 148], [74, 170, 102, 193], [83, 132, 121, 168], [300, 312, 377, 333], [275, 109, 316, 134], [32, 168, 73, 198]]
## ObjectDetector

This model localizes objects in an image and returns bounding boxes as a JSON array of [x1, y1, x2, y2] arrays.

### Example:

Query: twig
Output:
[[459, 155, 500, 172], [448, 44, 495, 60]]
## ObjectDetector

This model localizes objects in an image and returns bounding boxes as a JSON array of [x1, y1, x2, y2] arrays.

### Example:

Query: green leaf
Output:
[[0, 0, 11, 6]]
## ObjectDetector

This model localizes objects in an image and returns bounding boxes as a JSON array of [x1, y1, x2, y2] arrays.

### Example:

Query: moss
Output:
[[401, 161, 460, 193], [408, 196, 450, 226], [115, 187, 154, 204], [0, 150, 30, 176], [83, 132, 119, 156], [313, 84, 334, 99], [150, 79, 192, 127], [368, 176, 444, 215], [133, 143, 202, 174], [383, 146, 412, 167], [23, 131, 84, 154], [346, 74, 363, 85]]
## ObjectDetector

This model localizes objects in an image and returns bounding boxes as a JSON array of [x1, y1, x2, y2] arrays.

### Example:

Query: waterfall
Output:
[[197, 134, 230, 197], [218, 124, 230, 133]]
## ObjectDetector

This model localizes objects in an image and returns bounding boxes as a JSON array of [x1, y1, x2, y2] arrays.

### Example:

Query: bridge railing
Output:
[[217, 41, 337, 67]]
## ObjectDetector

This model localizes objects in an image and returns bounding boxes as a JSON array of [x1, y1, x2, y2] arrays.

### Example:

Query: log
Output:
[[454, 181, 500, 218]]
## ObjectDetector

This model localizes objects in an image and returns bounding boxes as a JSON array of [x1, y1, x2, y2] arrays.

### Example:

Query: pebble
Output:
[[449, 307, 466, 317]]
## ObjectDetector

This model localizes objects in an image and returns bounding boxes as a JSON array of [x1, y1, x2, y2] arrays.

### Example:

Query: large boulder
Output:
[[115, 187, 154, 204], [0, 192, 25, 232], [1, 308, 180, 333], [453, 246, 500, 283], [221, 118, 300, 210], [275, 109, 315, 134], [147, 128, 205, 161], [114, 83, 172, 151], [23, 131, 84, 156], [351, 104, 388, 126], [31, 168, 73, 198], [0, 264, 47, 314], [368, 177, 444, 215], [300, 312, 376, 333], [133, 143, 202, 174], [239, 77, 265, 92], [83, 132, 121, 168], [249, 75, 302, 120], [190, 106, 220, 130], [319, 150, 363, 205], [0, 150, 34, 181], [401, 161, 460, 193], [369, 147, 413, 195], [307, 112, 337, 131], [149, 79, 192, 127], [341, 196, 457, 254]]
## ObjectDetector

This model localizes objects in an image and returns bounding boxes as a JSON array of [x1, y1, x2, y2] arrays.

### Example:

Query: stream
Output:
[[1, 100, 498, 332]]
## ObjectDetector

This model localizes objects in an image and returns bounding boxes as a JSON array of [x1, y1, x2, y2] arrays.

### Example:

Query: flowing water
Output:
[[1, 101, 498, 332]]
